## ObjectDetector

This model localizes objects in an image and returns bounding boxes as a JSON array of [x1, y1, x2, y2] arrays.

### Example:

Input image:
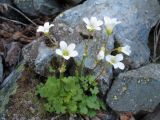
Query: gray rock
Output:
[[106, 64, 160, 114], [22, 38, 54, 76], [0, 62, 25, 117], [13, 0, 61, 16], [5, 42, 22, 67], [0, 56, 3, 84], [55, 0, 160, 69], [142, 105, 160, 120], [51, 0, 160, 94], [35, 41, 54, 75]]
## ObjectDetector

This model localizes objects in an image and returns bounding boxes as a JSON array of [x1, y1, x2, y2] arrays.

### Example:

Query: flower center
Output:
[[106, 26, 113, 35], [110, 58, 116, 64], [44, 32, 49, 36], [62, 50, 69, 56], [117, 47, 122, 52], [89, 24, 95, 32]]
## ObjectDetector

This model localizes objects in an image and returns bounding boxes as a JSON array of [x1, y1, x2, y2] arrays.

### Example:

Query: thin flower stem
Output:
[[95, 63, 111, 81], [95, 65, 105, 81], [92, 61, 99, 71], [79, 44, 88, 76], [75, 67, 79, 77], [59, 59, 66, 79], [46, 34, 57, 46], [79, 55, 86, 76], [79, 32, 92, 76], [104, 35, 109, 55], [95, 34, 110, 80]]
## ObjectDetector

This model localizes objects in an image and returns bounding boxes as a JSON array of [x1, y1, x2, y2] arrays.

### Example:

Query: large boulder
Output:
[[13, 0, 84, 17], [22, 0, 160, 95], [54, 0, 160, 68], [22, 38, 54, 76], [13, 0, 61, 16], [106, 64, 160, 114], [52, 0, 160, 93]]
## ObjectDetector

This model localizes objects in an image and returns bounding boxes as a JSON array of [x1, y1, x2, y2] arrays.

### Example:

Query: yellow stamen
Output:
[[63, 50, 69, 56]]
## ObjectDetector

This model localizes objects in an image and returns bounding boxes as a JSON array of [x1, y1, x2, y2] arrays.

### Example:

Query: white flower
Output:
[[105, 54, 125, 70], [37, 22, 54, 34], [97, 46, 105, 60], [55, 41, 78, 60], [104, 16, 121, 35], [83, 17, 103, 31], [97, 50, 105, 60], [117, 45, 131, 56]]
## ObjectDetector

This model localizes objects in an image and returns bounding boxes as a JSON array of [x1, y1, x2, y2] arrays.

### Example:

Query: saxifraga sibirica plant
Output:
[[36, 16, 131, 117]]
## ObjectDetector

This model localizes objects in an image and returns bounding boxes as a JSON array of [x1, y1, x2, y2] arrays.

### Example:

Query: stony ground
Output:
[[0, 0, 160, 120]]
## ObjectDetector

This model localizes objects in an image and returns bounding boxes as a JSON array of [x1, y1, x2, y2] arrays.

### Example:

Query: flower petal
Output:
[[37, 26, 44, 32], [49, 24, 54, 28], [104, 16, 111, 25], [63, 55, 70, 60], [115, 54, 123, 62], [124, 50, 131, 56], [44, 22, 50, 29], [44, 29, 49, 33], [55, 49, 62, 56], [97, 20, 103, 26], [116, 62, 125, 70], [67, 43, 76, 52], [95, 26, 101, 30], [60, 41, 67, 50], [105, 55, 113, 63], [97, 50, 105, 60], [123, 45, 131, 55], [70, 51, 78, 57], [113, 63, 119, 69], [104, 16, 121, 27], [86, 25, 93, 30], [83, 18, 90, 25], [91, 17, 98, 25]]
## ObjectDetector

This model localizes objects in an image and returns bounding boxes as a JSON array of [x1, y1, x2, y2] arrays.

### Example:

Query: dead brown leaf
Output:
[[120, 113, 135, 120]]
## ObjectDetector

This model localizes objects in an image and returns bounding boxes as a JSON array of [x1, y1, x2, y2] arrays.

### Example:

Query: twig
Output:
[[0, 3, 37, 26], [95, 65, 105, 81], [0, 16, 27, 26]]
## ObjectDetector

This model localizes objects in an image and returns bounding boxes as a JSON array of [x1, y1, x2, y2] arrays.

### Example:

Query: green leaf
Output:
[[68, 102, 77, 112], [90, 87, 99, 95], [49, 66, 55, 73], [99, 99, 106, 110], [36, 75, 104, 116], [80, 105, 88, 114], [88, 110, 97, 117], [86, 96, 100, 109]]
